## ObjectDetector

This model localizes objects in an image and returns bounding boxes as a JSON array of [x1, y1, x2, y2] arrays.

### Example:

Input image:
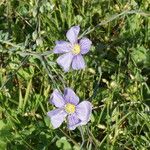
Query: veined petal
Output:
[[76, 101, 92, 124], [72, 55, 86, 70], [67, 114, 81, 130], [53, 41, 72, 54], [79, 38, 92, 54], [47, 108, 67, 129], [66, 26, 80, 44], [64, 88, 79, 105], [57, 52, 74, 72], [50, 89, 65, 108]]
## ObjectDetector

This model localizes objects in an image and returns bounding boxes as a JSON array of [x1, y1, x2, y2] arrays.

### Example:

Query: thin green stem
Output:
[[79, 126, 85, 150]]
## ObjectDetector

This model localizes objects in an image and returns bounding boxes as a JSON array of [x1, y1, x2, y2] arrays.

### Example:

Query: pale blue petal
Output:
[[76, 101, 92, 124], [67, 114, 81, 130], [72, 55, 86, 70], [66, 26, 80, 44], [64, 88, 79, 105], [47, 108, 67, 129], [53, 41, 72, 54], [50, 89, 65, 108], [79, 38, 92, 54], [57, 52, 74, 72]]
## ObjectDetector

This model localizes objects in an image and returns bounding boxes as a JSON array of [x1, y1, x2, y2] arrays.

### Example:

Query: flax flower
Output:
[[54, 26, 92, 72], [47, 88, 92, 130]]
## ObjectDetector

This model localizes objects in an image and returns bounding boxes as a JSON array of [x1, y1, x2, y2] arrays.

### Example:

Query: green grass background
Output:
[[0, 0, 150, 149]]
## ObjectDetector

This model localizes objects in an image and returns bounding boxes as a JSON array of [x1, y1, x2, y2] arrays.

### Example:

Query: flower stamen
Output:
[[65, 103, 75, 114], [72, 44, 80, 55]]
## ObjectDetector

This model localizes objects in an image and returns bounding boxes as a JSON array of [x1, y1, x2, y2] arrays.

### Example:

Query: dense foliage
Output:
[[0, 0, 150, 149]]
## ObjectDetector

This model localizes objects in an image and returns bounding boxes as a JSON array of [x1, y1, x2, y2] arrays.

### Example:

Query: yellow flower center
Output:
[[65, 103, 75, 114], [72, 44, 81, 55]]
